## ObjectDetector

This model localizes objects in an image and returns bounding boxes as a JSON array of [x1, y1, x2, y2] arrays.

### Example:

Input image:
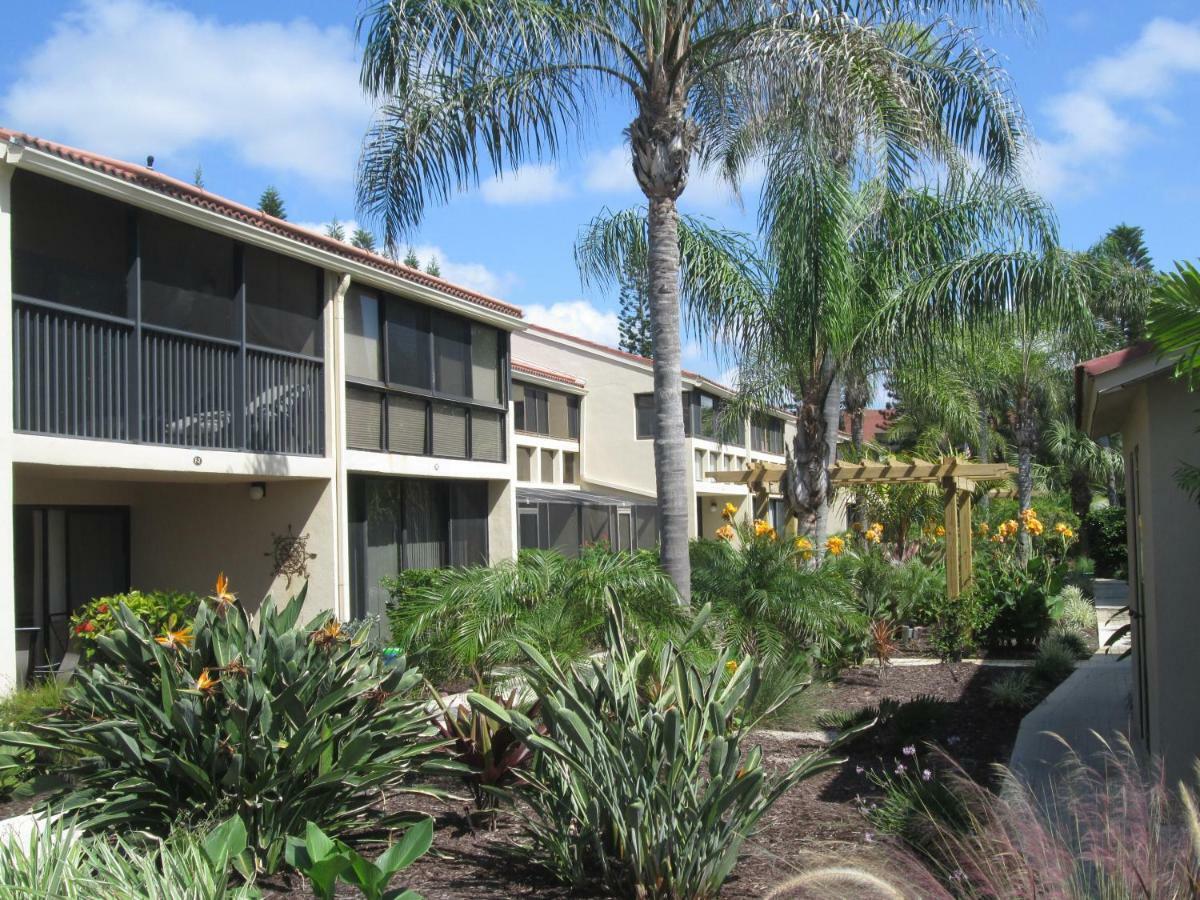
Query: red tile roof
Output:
[[0, 128, 522, 320], [512, 358, 585, 388], [840, 408, 894, 443], [1077, 341, 1156, 377]]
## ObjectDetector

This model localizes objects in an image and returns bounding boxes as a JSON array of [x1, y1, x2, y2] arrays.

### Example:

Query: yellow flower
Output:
[[1027, 518, 1044, 536], [1020, 507, 1040, 525], [1062, 527, 1075, 540], [753, 519, 777, 540], [721, 502, 738, 521], [210, 571, 237, 612], [794, 536, 813, 551], [871, 523, 884, 534], [725, 660, 739, 675], [1054, 522, 1069, 535], [155, 625, 194, 650], [977, 522, 991, 536], [826, 535, 845, 556], [991, 534, 1005, 543], [934, 525, 946, 538], [864, 527, 881, 544], [715, 524, 735, 542], [194, 668, 220, 695]]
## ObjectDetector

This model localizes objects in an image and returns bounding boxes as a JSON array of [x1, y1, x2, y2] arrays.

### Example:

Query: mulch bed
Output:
[[262, 661, 1020, 899]]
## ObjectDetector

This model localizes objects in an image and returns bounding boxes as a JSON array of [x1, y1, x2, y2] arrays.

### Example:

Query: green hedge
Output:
[[1086, 506, 1127, 578]]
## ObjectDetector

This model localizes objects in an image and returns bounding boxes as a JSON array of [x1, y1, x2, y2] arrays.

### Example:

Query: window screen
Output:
[[635, 505, 658, 550], [518, 508, 541, 550], [386, 297, 431, 389], [387, 395, 427, 455], [431, 402, 468, 458], [433, 313, 470, 397], [12, 171, 129, 318], [346, 387, 382, 449], [403, 479, 447, 569], [547, 504, 581, 558], [344, 291, 381, 380], [449, 482, 488, 567], [563, 451, 577, 484], [471, 409, 504, 462], [583, 506, 612, 547], [567, 396, 580, 439], [540, 449, 555, 483], [470, 324, 500, 403], [244, 245, 322, 355], [141, 212, 236, 340]]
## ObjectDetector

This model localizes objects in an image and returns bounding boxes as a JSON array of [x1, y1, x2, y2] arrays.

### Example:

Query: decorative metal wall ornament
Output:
[[266, 524, 317, 587]]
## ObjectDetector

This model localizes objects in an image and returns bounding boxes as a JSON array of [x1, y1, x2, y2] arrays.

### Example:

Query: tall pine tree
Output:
[[325, 218, 346, 241], [425, 257, 442, 277], [351, 228, 376, 251], [617, 255, 652, 357], [258, 186, 286, 219], [403, 246, 420, 268]]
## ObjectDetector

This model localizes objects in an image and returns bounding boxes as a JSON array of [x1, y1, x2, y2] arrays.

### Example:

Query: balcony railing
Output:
[[14, 297, 325, 456]]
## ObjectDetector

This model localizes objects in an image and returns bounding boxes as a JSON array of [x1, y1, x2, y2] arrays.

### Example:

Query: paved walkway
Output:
[[1094, 577, 1131, 654], [1009, 579, 1134, 796]]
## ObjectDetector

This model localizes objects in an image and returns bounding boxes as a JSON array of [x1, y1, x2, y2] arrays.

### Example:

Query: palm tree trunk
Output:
[[786, 357, 838, 549], [646, 195, 691, 604], [1069, 470, 1092, 559], [1015, 392, 1036, 566], [977, 408, 991, 512]]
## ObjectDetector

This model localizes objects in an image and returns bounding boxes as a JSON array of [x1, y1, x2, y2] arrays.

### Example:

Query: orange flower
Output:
[[155, 625, 194, 650], [826, 535, 846, 556], [210, 572, 237, 612], [194, 669, 220, 695], [934, 525, 946, 538], [715, 524, 735, 542], [753, 518, 775, 538]]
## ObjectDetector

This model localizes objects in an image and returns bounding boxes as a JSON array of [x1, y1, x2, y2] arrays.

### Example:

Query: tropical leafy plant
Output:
[[387, 548, 685, 682], [470, 612, 851, 898], [285, 819, 433, 900], [690, 522, 859, 667], [69, 589, 199, 657], [1085, 505, 1127, 578], [6, 577, 450, 874], [0, 815, 257, 900], [429, 678, 539, 814]]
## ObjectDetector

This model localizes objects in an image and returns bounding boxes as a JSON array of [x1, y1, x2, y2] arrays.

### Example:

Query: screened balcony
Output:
[[10, 172, 325, 456]]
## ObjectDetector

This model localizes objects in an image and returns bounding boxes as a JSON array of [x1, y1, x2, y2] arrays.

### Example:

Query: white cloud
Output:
[[524, 300, 620, 346], [1025, 17, 1200, 197], [582, 144, 764, 210], [408, 244, 519, 297], [479, 164, 570, 204], [2, 0, 370, 186]]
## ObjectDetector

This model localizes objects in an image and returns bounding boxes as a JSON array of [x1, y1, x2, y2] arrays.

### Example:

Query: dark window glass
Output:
[[141, 212, 236, 340], [518, 508, 541, 550], [244, 246, 322, 355], [449, 482, 488, 567], [635, 394, 655, 439], [470, 323, 500, 403], [403, 479, 448, 569], [433, 313, 470, 397], [386, 297, 431, 389], [11, 172, 129, 318], [563, 451, 576, 484], [547, 504, 580, 558], [583, 506, 612, 547], [567, 396, 580, 439], [516, 385, 549, 434], [345, 290, 381, 380], [635, 505, 658, 550], [512, 383, 526, 431], [698, 393, 717, 440]]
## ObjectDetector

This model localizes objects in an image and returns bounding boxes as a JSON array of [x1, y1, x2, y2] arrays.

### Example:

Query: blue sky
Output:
[[3, 1, 1199, 384]]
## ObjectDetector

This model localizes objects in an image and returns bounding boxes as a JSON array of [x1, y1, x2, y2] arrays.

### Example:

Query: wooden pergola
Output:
[[706, 458, 1015, 599]]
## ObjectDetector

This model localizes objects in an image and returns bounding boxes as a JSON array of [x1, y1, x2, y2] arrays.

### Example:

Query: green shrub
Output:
[[1055, 587, 1096, 634], [0, 815, 256, 899], [471, 613, 846, 898], [974, 553, 1063, 650], [1031, 638, 1077, 687], [863, 750, 971, 855], [987, 671, 1037, 709], [0, 680, 69, 800], [69, 590, 200, 658], [1085, 506, 1127, 578], [692, 529, 860, 668], [1046, 626, 1091, 661], [387, 548, 685, 682], [814, 695, 948, 751], [928, 590, 997, 662], [286, 818, 432, 900], [8, 581, 448, 874]]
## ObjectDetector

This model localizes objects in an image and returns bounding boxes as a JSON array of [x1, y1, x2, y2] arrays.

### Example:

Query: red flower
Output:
[[74, 621, 96, 635], [96, 604, 109, 614]]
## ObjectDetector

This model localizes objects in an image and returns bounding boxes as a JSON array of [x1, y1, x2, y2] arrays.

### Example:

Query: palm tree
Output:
[[1147, 260, 1200, 502], [356, 0, 1033, 601], [1047, 419, 1123, 555], [1087, 223, 1157, 349]]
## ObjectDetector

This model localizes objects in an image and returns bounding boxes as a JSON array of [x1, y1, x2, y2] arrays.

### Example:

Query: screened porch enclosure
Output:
[[10, 171, 325, 456], [517, 487, 659, 557]]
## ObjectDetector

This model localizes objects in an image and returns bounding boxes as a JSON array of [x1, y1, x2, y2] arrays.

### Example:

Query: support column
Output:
[[944, 480, 961, 599], [0, 149, 18, 691], [329, 272, 351, 621], [958, 491, 974, 594]]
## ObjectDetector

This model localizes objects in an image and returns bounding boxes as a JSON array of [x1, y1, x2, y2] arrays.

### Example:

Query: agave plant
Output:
[[4, 577, 453, 874], [470, 611, 859, 899]]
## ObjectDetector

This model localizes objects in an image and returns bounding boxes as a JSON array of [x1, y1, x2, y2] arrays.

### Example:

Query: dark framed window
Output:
[[519, 500, 658, 557], [11, 171, 130, 318], [344, 283, 507, 461], [514, 383, 549, 435], [349, 476, 490, 625], [752, 414, 785, 454], [567, 396, 581, 439], [636, 391, 694, 439]]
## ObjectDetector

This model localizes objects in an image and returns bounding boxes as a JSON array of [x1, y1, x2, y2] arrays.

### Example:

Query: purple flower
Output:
[[947, 735, 961, 746], [855, 765, 865, 775], [902, 745, 916, 757], [922, 768, 933, 782], [895, 763, 906, 775]]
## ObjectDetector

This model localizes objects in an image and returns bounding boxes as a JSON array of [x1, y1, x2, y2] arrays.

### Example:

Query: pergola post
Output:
[[957, 490, 973, 596], [943, 480, 961, 599]]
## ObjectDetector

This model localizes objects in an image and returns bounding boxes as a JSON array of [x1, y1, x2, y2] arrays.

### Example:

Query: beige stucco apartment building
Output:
[[1078, 342, 1200, 784], [0, 128, 833, 692]]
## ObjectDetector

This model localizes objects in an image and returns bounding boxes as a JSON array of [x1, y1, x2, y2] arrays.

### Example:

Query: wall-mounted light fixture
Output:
[[709, 501, 718, 513], [248, 482, 267, 502]]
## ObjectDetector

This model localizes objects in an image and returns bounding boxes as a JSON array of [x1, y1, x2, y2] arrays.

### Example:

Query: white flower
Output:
[[902, 745, 916, 756], [922, 769, 933, 782]]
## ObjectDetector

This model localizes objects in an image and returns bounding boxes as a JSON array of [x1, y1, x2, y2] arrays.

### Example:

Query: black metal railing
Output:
[[14, 297, 324, 455]]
